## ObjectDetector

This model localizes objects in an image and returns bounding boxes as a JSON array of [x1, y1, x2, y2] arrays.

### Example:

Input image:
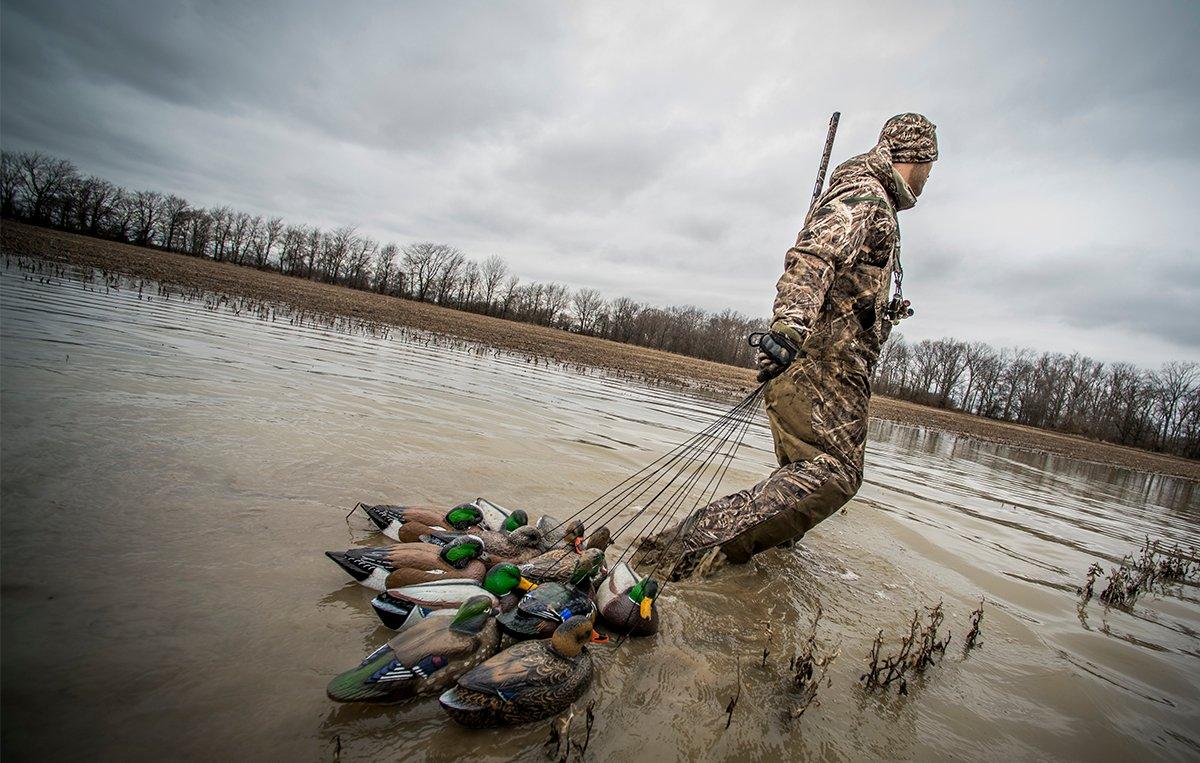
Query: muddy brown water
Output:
[[1, 263, 1197, 762]]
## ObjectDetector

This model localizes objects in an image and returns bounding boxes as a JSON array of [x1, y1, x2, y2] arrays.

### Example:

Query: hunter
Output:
[[647, 113, 938, 578]]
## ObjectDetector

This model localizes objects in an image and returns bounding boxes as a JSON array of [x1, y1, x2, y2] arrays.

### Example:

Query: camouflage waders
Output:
[[642, 117, 937, 578]]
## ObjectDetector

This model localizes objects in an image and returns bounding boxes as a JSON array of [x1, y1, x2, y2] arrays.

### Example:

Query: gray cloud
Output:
[[2, 0, 1198, 366]]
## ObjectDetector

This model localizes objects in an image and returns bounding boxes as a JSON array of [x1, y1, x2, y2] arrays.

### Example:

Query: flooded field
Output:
[[2, 263, 1197, 762]]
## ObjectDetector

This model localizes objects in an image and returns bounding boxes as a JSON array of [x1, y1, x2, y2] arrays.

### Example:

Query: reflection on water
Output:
[[2, 264, 1197, 762]]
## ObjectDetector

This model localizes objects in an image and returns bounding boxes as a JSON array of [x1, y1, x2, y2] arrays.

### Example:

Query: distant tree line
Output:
[[0, 150, 762, 366], [3, 149, 1197, 458], [877, 337, 1199, 458]]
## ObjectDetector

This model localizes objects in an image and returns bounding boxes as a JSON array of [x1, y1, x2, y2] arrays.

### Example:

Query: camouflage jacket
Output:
[[771, 141, 913, 376]]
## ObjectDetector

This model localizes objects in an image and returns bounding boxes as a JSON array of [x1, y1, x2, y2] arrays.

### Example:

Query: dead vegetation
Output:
[[1078, 538, 1198, 610], [786, 604, 840, 719], [544, 701, 595, 762], [724, 654, 741, 730], [860, 603, 951, 696], [963, 599, 985, 654]]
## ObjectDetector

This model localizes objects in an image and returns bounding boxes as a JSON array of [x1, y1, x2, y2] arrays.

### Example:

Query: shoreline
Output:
[[4, 220, 1197, 483]]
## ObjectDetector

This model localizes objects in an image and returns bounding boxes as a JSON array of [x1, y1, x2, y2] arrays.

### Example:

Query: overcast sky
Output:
[[2, 1, 1197, 366]]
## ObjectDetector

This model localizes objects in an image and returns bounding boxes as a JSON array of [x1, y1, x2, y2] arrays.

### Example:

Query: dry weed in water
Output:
[[963, 598, 985, 653], [787, 604, 840, 720], [1077, 563, 1104, 603], [1079, 538, 1198, 610], [860, 602, 951, 696], [543, 701, 594, 762], [724, 654, 742, 730]]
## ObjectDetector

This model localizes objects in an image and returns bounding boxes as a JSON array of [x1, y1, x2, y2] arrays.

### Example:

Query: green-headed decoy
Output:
[[327, 596, 500, 703], [325, 535, 486, 591], [370, 562, 538, 631], [596, 561, 660, 636]]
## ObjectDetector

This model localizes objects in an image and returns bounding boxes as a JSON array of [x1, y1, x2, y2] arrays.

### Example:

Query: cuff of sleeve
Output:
[[769, 320, 807, 348]]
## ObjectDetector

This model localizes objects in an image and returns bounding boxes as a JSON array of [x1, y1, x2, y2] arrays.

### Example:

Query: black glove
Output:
[[749, 330, 801, 382]]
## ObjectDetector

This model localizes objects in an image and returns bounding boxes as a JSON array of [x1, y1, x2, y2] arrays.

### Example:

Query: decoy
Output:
[[535, 517, 586, 551], [425, 525, 544, 566], [359, 502, 484, 540], [327, 596, 500, 703], [439, 615, 595, 727], [596, 561, 660, 636], [325, 535, 485, 591], [500, 551, 605, 639], [370, 563, 538, 631], [360, 498, 516, 540], [520, 547, 606, 586]]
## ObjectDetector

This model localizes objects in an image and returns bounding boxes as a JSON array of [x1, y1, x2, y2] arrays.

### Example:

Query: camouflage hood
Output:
[[826, 141, 917, 211]]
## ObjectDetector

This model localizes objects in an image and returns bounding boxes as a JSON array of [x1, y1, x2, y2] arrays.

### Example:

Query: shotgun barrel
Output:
[[809, 111, 840, 214]]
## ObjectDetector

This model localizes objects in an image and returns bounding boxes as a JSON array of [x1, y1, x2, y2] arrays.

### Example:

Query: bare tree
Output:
[[319, 225, 356, 282], [457, 260, 481, 308], [209, 206, 233, 260], [0, 152, 20, 217], [344, 235, 376, 289], [64, 175, 118, 235], [1152, 361, 1199, 449], [227, 212, 255, 265], [542, 283, 572, 328], [480, 255, 508, 315], [498, 273, 520, 317], [108, 189, 137, 242], [433, 248, 466, 304], [185, 209, 213, 257], [304, 226, 323, 279], [255, 216, 284, 268], [157, 195, 189, 250], [402, 242, 457, 301], [14, 151, 77, 223], [279, 224, 307, 274], [373, 242, 398, 293], [572, 288, 604, 333]]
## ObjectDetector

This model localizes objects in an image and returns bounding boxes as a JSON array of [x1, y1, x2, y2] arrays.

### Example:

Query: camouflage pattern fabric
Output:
[[879, 112, 938, 164], [640, 133, 922, 578]]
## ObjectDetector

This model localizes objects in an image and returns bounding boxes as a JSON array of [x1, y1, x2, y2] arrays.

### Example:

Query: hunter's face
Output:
[[909, 162, 933, 197]]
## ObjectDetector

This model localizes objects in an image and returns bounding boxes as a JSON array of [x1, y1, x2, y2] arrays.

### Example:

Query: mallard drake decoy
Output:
[[359, 502, 484, 540], [520, 547, 606, 586], [439, 615, 595, 727], [370, 563, 538, 631], [596, 561, 660, 636], [325, 535, 486, 591], [327, 596, 501, 703], [425, 525, 544, 566], [396, 509, 532, 546], [535, 517, 586, 551]]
